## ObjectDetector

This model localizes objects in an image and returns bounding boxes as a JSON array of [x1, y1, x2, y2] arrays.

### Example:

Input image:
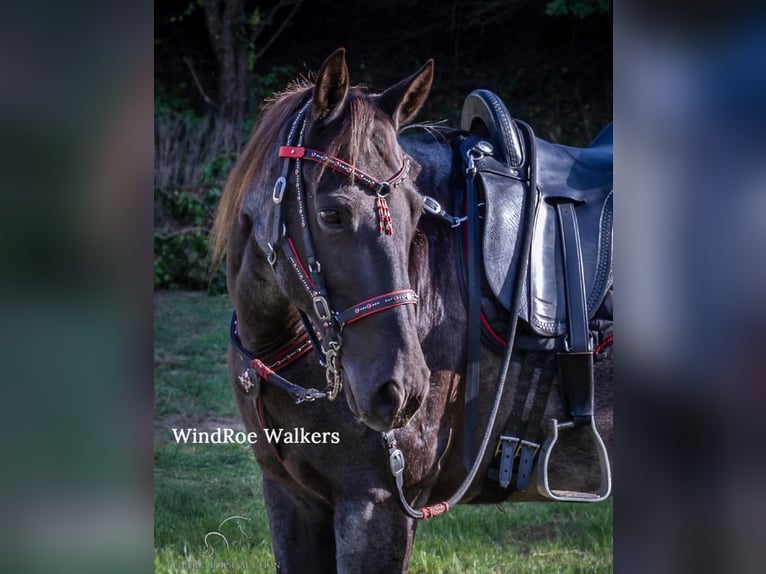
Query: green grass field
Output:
[[154, 292, 612, 573]]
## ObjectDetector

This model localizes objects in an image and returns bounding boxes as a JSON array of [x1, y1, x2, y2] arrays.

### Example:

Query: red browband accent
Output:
[[279, 145, 306, 158], [278, 145, 409, 192]]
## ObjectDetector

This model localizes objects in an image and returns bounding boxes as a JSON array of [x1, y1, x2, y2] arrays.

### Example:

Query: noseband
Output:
[[265, 99, 418, 401]]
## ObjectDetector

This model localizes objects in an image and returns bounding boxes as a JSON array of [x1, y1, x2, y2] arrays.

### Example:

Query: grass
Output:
[[154, 291, 612, 573], [154, 292, 233, 420]]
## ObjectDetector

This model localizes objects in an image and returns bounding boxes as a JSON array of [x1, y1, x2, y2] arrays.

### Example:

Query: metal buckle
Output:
[[267, 244, 277, 267], [272, 176, 286, 204], [312, 295, 332, 322], [423, 195, 442, 216], [376, 181, 392, 198], [294, 388, 327, 404], [536, 417, 612, 502], [389, 447, 405, 477], [465, 154, 476, 177], [423, 195, 466, 228]]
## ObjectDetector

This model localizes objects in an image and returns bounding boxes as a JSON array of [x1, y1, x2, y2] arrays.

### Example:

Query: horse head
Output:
[[236, 49, 434, 431]]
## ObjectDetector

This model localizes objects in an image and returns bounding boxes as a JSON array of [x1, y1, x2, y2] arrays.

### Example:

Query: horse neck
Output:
[[227, 219, 306, 359], [402, 132, 468, 365]]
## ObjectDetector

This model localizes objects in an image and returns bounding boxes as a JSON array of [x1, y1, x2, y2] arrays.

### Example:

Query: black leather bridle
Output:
[[262, 99, 419, 401]]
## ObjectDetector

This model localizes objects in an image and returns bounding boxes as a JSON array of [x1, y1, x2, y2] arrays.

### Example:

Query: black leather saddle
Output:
[[459, 90, 613, 502], [461, 89, 613, 339]]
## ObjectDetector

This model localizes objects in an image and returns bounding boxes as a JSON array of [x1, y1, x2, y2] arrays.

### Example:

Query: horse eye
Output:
[[319, 209, 342, 225]]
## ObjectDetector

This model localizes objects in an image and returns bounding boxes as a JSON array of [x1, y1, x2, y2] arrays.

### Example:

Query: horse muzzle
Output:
[[345, 364, 430, 432]]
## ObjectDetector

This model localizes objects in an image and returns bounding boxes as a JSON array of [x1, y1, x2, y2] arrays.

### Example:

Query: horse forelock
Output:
[[319, 90, 400, 183], [209, 81, 312, 265]]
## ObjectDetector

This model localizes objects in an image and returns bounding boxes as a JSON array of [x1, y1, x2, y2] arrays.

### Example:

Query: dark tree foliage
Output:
[[156, 0, 611, 140], [154, 0, 612, 291]]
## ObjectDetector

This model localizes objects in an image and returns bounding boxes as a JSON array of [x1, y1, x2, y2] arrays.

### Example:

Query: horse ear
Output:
[[313, 48, 349, 125], [379, 59, 434, 129]]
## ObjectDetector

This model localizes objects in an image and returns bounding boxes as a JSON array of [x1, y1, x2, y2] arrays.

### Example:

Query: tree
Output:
[[202, 0, 304, 152]]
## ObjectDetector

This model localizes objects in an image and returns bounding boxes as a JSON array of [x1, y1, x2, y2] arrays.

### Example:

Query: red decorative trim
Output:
[[376, 196, 393, 235], [421, 501, 450, 519], [286, 237, 315, 289], [481, 313, 507, 347], [250, 358, 276, 380], [594, 334, 613, 356], [337, 289, 418, 326], [278, 145, 306, 158]]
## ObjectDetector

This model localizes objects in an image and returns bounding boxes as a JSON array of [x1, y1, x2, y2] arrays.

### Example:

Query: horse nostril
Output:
[[370, 380, 403, 422], [399, 393, 422, 423]]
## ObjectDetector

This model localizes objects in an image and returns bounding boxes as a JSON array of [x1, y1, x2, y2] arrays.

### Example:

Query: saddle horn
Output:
[[460, 89, 524, 169]]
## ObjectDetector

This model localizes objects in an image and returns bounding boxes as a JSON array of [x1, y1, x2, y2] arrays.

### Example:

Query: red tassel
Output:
[[376, 196, 393, 235]]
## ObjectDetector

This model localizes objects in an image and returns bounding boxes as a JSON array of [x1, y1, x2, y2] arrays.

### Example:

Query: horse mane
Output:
[[209, 81, 385, 266], [209, 80, 313, 265]]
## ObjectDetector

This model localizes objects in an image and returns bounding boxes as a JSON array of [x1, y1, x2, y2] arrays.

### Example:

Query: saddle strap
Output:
[[533, 203, 612, 502], [462, 138, 484, 469], [556, 202, 594, 424], [495, 352, 556, 491]]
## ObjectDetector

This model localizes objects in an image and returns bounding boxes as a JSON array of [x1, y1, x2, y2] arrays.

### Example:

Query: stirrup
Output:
[[536, 417, 612, 502]]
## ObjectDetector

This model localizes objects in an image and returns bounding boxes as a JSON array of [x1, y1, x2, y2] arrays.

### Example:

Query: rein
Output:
[[382, 136, 538, 520]]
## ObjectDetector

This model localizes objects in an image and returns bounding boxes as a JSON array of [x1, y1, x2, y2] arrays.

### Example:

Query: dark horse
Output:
[[210, 48, 613, 573]]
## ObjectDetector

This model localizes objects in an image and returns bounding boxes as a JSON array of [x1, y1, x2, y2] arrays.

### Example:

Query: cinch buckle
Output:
[[536, 417, 612, 502]]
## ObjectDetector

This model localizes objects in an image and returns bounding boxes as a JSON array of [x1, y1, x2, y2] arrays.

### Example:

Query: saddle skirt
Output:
[[461, 89, 613, 340]]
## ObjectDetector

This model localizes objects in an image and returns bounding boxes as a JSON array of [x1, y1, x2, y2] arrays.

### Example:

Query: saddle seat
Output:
[[461, 89, 613, 339]]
